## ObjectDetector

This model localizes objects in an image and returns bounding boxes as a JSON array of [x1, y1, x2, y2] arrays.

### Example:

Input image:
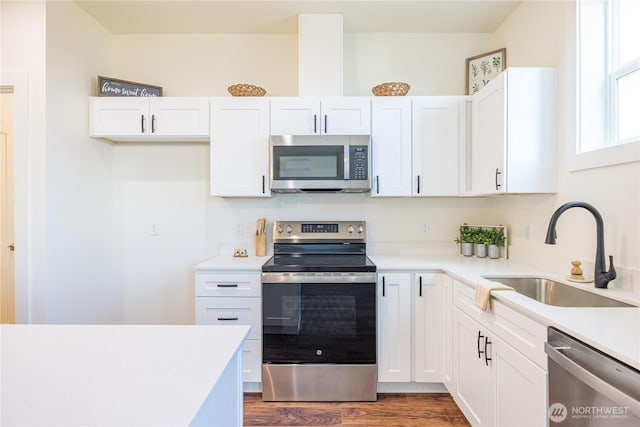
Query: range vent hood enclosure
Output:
[[298, 14, 343, 96]]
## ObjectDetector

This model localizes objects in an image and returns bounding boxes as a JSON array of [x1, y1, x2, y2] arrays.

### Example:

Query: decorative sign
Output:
[[465, 48, 506, 95], [98, 76, 162, 97]]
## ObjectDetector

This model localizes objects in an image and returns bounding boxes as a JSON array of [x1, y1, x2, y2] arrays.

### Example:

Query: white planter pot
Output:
[[488, 244, 501, 259], [475, 243, 487, 258], [461, 242, 474, 257]]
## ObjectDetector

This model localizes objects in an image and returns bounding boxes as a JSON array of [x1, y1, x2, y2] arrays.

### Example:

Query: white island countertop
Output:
[[1, 324, 249, 426]]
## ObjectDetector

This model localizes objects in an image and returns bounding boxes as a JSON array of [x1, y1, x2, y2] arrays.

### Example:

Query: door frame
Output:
[[1, 72, 30, 322]]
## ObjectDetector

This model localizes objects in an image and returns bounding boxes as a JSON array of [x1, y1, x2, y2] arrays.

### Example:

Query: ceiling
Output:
[[73, 0, 523, 34]]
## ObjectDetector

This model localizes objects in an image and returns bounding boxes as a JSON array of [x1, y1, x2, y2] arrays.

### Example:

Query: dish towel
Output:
[[474, 282, 514, 311]]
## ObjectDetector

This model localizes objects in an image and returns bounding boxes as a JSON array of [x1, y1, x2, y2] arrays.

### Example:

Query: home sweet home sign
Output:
[[98, 76, 162, 97]]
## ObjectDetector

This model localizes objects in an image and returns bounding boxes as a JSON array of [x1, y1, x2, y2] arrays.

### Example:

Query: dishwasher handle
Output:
[[545, 342, 640, 417]]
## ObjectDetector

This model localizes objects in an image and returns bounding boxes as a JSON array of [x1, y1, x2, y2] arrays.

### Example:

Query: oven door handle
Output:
[[545, 342, 640, 416], [262, 272, 377, 284]]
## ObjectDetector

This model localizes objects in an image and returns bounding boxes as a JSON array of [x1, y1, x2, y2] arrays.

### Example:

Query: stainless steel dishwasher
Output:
[[545, 327, 640, 426]]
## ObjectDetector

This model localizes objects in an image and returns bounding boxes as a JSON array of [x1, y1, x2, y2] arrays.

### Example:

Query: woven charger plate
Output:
[[228, 84, 266, 97], [372, 82, 410, 96]]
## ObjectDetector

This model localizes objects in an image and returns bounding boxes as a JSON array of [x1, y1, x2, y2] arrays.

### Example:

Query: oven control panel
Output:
[[273, 221, 366, 241]]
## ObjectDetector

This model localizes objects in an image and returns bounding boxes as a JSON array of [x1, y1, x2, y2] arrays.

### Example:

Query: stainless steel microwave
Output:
[[270, 135, 371, 193]]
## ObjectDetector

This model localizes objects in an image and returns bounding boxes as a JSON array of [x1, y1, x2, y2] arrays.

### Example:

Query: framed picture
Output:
[[97, 76, 162, 97], [465, 48, 506, 95]]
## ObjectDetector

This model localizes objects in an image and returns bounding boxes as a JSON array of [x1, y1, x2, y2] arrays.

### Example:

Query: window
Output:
[[577, 0, 640, 167]]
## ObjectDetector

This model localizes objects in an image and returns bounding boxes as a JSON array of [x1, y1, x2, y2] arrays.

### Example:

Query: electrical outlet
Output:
[[235, 223, 244, 236], [422, 222, 430, 234], [150, 223, 160, 236], [526, 224, 533, 240]]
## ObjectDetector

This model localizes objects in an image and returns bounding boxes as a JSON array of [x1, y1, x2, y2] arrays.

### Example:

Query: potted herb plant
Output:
[[474, 227, 488, 258], [455, 225, 475, 256], [487, 227, 506, 259]]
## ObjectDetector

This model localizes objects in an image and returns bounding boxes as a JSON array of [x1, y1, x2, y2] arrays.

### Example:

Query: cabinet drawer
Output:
[[454, 280, 495, 326], [242, 339, 262, 383], [492, 300, 547, 369], [195, 297, 261, 340], [454, 281, 546, 369], [195, 273, 261, 297]]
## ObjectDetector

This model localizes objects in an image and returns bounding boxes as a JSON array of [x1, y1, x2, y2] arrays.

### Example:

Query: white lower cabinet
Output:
[[194, 270, 262, 384], [377, 271, 446, 384], [377, 272, 412, 382], [453, 280, 547, 427]]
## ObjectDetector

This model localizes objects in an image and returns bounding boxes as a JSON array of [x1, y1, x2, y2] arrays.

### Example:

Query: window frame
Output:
[[572, 0, 640, 171]]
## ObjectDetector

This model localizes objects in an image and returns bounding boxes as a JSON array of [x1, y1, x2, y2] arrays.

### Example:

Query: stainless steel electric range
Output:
[[261, 220, 377, 401]]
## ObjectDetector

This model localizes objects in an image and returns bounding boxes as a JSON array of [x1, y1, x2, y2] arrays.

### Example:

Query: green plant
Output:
[[455, 225, 475, 244], [487, 227, 506, 247]]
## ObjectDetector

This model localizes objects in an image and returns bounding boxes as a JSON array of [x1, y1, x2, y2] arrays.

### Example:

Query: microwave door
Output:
[[271, 145, 346, 191]]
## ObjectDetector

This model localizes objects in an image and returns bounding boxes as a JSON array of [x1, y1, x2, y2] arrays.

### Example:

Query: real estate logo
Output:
[[549, 403, 568, 423]]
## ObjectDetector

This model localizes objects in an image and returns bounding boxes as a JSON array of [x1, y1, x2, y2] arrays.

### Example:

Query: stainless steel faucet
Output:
[[545, 201, 617, 289]]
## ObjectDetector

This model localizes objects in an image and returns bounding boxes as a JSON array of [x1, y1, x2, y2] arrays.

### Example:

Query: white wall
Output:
[[44, 1, 118, 322], [111, 34, 298, 97], [491, 1, 639, 291]]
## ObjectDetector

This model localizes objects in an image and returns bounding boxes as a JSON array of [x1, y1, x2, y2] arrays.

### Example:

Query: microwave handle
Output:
[[344, 145, 350, 180]]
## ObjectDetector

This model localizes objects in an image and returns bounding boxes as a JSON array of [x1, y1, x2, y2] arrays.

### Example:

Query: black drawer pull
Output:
[[217, 317, 239, 321], [477, 331, 485, 359], [382, 276, 386, 297], [216, 284, 239, 288], [484, 337, 492, 366]]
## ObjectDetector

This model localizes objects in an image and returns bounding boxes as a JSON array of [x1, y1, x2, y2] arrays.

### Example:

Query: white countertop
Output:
[[1, 324, 250, 426], [195, 255, 270, 270], [195, 254, 640, 370], [371, 254, 640, 371]]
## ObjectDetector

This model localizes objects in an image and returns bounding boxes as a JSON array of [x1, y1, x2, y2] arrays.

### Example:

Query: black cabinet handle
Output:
[[376, 176, 380, 194], [484, 337, 492, 366], [141, 115, 145, 133], [216, 284, 238, 288], [217, 317, 239, 321], [495, 168, 502, 190], [417, 175, 421, 194], [477, 331, 485, 359], [324, 114, 328, 133], [262, 175, 266, 194], [151, 114, 156, 133], [419, 276, 423, 297], [313, 114, 317, 133], [382, 276, 386, 297]]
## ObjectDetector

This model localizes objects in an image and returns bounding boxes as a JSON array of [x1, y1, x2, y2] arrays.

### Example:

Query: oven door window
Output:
[[263, 282, 376, 364], [272, 145, 344, 180]]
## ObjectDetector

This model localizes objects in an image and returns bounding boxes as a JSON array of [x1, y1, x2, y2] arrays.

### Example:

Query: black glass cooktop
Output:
[[261, 254, 377, 273]]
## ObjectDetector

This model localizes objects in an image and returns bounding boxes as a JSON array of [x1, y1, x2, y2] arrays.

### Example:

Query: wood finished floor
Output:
[[244, 393, 471, 427]]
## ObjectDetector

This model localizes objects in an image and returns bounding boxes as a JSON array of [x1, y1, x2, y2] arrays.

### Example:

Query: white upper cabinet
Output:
[[270, 97, 371, 135], [89, 97, 210, 142], [371, 96, 468, 197], [371, 97, 413, 196], [210, 98, 271, 197], [412, 97, 468, 196], [471, 68, 557, 194]]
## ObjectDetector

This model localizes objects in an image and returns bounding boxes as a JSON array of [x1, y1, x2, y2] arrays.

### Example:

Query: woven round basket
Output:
[[227, 84, 266, 97], [372, 82, 410, 96]]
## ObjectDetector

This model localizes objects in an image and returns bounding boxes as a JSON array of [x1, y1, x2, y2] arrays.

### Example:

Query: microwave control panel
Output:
[[349, 146, 369, 180]]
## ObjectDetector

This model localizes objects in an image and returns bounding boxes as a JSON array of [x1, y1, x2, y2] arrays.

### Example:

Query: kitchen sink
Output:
[[482, 276, 634, 308]]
